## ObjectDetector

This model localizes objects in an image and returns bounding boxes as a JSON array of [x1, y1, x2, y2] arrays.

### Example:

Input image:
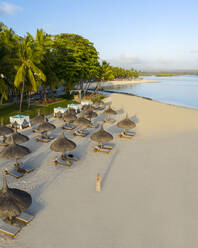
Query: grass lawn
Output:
[[0, 98, 73, 125]]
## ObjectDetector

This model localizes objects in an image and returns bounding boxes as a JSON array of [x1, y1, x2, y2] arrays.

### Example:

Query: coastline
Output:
[[88, 78, 157, 90], [1, 92, 198, 247]]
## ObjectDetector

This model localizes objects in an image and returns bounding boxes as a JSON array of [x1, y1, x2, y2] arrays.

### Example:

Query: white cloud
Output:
[[0, 2, 22, 16]]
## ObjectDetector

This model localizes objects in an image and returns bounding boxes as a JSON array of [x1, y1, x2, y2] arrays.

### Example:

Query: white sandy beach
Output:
[[1, 93, 198, 248]]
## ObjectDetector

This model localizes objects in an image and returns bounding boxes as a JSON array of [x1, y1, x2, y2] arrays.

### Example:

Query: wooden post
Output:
[[96, 173, 102, 192]]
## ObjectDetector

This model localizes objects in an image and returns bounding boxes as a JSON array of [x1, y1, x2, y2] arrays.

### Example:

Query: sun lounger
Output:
[[32, 128, 40, 133], [41, 135, 55, 140], [99, 144, 113, 150], [4, 169, 23, 179], [62, 123, 76, 130], [14, 163, 34, 174], [0, 141, 7, 147], [93, 146, 111, 154], [0, 222, 21, 238], [88, 123, 99, 128], [36, 137, 50, 143], [73, 129, 89, 137], [54, 157, 72, 166], [119, 131, 136, 139], [15, 212, 34, 225], [104, 118, 116, 124], [64, 154, 78, 161]]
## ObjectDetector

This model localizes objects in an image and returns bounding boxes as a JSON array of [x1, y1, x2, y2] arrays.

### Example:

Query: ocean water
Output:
[[107, 75, 198, 109]]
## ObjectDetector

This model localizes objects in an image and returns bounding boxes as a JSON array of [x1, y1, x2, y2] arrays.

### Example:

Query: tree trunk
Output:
[[94, 79, 103, 92], [43, 86, 47, 104], [0, 95, 3, 105], [19, 81, 25, 113], [27, 91, 31, 109]]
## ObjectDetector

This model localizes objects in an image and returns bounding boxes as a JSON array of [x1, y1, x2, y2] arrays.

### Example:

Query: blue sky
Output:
[[1, 0, 198, 71]]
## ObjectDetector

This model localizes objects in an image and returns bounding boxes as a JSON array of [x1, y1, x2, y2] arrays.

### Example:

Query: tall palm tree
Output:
[[95, 61, 114, 91], [14, 33, 46, 112]]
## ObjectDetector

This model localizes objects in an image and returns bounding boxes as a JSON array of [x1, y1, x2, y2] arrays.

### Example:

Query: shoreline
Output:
[[103, 90, 198, 112], [87, 78, 157, 90]]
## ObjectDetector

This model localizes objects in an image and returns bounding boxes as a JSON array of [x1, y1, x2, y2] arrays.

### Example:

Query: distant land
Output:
[[140, 70, 198, 77]]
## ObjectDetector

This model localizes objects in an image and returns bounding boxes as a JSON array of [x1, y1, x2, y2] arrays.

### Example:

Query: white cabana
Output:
[[10, 114, 31, 129], [67, 104, 82, 113], [54, 107, 68, 116]]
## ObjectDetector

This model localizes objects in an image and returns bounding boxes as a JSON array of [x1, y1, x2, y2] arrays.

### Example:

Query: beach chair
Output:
[[14, 163, 34, 174], [32, 128, 39, 133], [0, 222, 21, 238], [64, 154, 78, 162], [0, 141, 8, 147], [36, 137, 50, 143], [119, 131, 136, 139], [62, 123, 76, 130], [88, 123, 99, 129], [4, 169, 23, 179], [54, 157, 72, 166], [99, 144, 113, 150], [73, 129, 89, 137], [93, 146, 111, 154], [103, 118, 116, 124], [15, 212, 34, 225], [41, 134, 55, 140]]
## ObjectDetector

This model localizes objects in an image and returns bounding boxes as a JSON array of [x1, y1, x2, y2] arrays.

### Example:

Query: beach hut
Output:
[[5, 128, 29, 144], [117, 114, 136, 138], [50, 131, 77, 166], [91, 125, 113, 153]]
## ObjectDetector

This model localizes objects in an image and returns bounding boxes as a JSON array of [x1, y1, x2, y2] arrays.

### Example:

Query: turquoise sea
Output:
[[107, 75, 198, 109]]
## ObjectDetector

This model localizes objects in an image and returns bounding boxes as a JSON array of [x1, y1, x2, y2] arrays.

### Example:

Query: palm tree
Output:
[[14, 33, 46, 112], [95, 61, 114, 91]]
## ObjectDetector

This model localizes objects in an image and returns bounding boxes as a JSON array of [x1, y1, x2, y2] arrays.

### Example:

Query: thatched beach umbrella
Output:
[[64, 110, 77, 123], [96, 99, 104, 106], [56, 111, 62, 118], [0, 120, 13, 143], [5, 128, 29, 144], [37, 117, 55, 135], [91, 125, 113, 146], [31, 110, 47, 125], [84, 110, 98, 121], [0, 135, 31, 165], [73, 117, 90, 128], [103, 105, 117, 117], [0, 176, 32, 221], [117, 114, 136, 133], [50, 131, 76, 159]]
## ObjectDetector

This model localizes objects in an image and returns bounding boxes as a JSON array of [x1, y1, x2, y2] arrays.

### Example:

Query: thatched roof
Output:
[[103, 105, 117, 116], [96, 99, 104, 106], [84, 110, 98, 119], [5, 128, 29, 144], [91, 125, 113, 143], [73, 117, 90, 127], [50, 131, 76, 153], [0, 176, 32, 220], [64, 110, 77, 122], [0, 135, 31, 159], [0, 126, 13, 136], [117, 114, 136, 129], [31, 110, 47, 124], [37, 118, 56, 133]]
